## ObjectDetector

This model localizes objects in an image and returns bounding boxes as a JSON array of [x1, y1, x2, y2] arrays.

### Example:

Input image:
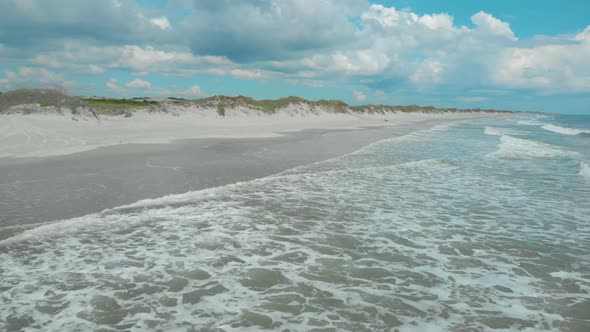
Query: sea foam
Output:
[[517, 120, 544, 126], [2, 118, 588, 331], [542, 124, 590, 136], [484, 126, 528, 137], [488, 135, 580, 159], [580, 162, 590, 182]]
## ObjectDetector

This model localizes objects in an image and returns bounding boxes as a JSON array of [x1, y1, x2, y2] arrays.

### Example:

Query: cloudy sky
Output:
[[0, 0, 589, 113]]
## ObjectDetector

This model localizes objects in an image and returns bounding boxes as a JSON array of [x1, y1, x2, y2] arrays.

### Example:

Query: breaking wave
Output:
[[580, 162, 590, 182], [484, 126, 528, 137], [2, 118, 588, 331], [516, 120, 544, 126], [542, 124, 590, 136], [488, 135, 580, 159]]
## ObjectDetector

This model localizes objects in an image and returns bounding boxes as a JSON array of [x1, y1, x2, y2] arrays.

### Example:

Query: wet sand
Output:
[[0, 119, 455, 240]]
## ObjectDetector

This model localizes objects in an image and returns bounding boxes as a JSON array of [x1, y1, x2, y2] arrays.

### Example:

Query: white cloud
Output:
[[492, 26, 590, 93], [89, 64, 105, 74], [106, 78, 125, 94], [411, 60, 444, 86], [30, 44, 219, 75], [116, 46, 194, 71], [183, 0, 363, 61], [303, 49, 391, 76], [150, 16, 171, 30], [354, 90, 367, 102], [0, 67, 75, 89], [207, 68, 227, 76], [1, 1, 588, 100], [230, 69, 267, 79], [471, 11, 517, 41], [202, 56, 232, 65], [180, 85, 205, 97], [458, 96, 488, 103], [125, 78, 151, 89]]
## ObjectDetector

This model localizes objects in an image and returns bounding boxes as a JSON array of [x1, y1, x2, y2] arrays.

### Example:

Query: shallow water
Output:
[[0, 125, 416, 241], [1, 115, 589, 331]]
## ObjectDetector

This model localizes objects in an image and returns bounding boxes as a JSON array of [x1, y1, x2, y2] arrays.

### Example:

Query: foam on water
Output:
[[484, 126, 528, 137], [517, 120, 544, 126], [580, 162, 590, 182], [1, 118, 589, 331], [487, 135, 580, 159], [542, 124, 590, 136]]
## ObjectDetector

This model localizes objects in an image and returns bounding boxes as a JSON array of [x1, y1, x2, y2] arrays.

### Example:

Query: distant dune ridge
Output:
[[0, 88, 513, 158], [0, 88, 512, 117]]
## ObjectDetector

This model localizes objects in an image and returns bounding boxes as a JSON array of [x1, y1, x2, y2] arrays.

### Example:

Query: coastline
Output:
[[1, 117, 471, 240], [0, 110, 501, 159]]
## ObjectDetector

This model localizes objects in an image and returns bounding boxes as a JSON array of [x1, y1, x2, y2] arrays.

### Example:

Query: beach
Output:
[[0, 114, 473, 241], [0, 108, 488, 158], [1, 112, 589, 331]]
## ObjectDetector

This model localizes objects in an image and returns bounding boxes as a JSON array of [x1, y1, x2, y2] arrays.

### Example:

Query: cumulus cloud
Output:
[[0, 0, 588, 103], [0, 0, 171, 48], [230, 69, 268, 79], [151, 17, 171, 30], [125, 78, 151, 89], [471, 11, 517, 41], [106, 78, 125, 94], [180, 85, 205, 97], [0, 67, 75, 89], [354, 90, 367, 102], [30, 44, 218, 75], [88, 65, 105, 74], [182, 0, 363, 61], [492, 27, 590, 93]]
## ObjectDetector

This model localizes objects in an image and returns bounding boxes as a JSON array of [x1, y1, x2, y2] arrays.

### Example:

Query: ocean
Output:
[[1, 114, 589, 331]]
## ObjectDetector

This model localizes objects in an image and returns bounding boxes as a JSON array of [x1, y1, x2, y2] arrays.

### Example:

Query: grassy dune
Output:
[[0, 88, 515, 116]]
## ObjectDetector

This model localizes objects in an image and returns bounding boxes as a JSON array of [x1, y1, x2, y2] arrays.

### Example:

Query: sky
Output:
[[0, 0, 589, 113]]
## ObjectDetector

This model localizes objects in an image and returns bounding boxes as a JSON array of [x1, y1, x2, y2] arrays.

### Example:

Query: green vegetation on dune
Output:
[[86, 99, 156, 108], [0, 88, 84, 112], [195, 96, 357, 114], [0, 88, 516, 116], [85, 98, 157, 115]]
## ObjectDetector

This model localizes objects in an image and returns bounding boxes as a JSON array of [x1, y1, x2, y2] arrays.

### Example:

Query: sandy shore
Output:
[[0, 110, 490, 158], [0, 117, 472, 240]]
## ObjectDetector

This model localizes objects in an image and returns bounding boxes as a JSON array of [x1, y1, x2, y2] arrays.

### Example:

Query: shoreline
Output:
[[0, 117, 467, 240]]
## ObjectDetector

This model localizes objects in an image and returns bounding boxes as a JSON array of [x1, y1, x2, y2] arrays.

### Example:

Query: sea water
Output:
[[1, 114, 589, 331]]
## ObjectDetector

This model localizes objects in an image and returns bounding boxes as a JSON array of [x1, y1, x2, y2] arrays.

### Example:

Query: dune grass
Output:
[[86, 99, 156, 108], [0, 88, 515, 116]]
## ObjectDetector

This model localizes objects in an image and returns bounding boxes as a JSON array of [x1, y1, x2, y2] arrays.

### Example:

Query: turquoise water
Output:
[[1, 115, 589, 331]]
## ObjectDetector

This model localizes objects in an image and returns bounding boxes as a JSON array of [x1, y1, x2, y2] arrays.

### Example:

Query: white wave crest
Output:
[[517, 120, 544, 126], [488, 135, 580, 159], [542, 124, 590, 136], [484, 126, 528, 137], [580, 162, 590, 182]]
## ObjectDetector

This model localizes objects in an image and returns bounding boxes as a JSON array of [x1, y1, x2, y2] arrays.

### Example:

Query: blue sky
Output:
[[0, 0, 589, 114]]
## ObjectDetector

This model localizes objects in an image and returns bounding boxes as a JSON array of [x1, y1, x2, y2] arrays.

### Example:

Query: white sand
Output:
[[0, 105, 493, 158]]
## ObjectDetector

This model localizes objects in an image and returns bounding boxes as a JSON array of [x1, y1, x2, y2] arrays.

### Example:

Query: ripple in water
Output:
[[1, 120, 589, 331]]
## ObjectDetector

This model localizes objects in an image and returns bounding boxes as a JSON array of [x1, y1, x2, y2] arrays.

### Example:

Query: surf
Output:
[[487, 135, 580, 159], [581, 161, 590, 182], [542, 124, 590, 136]]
